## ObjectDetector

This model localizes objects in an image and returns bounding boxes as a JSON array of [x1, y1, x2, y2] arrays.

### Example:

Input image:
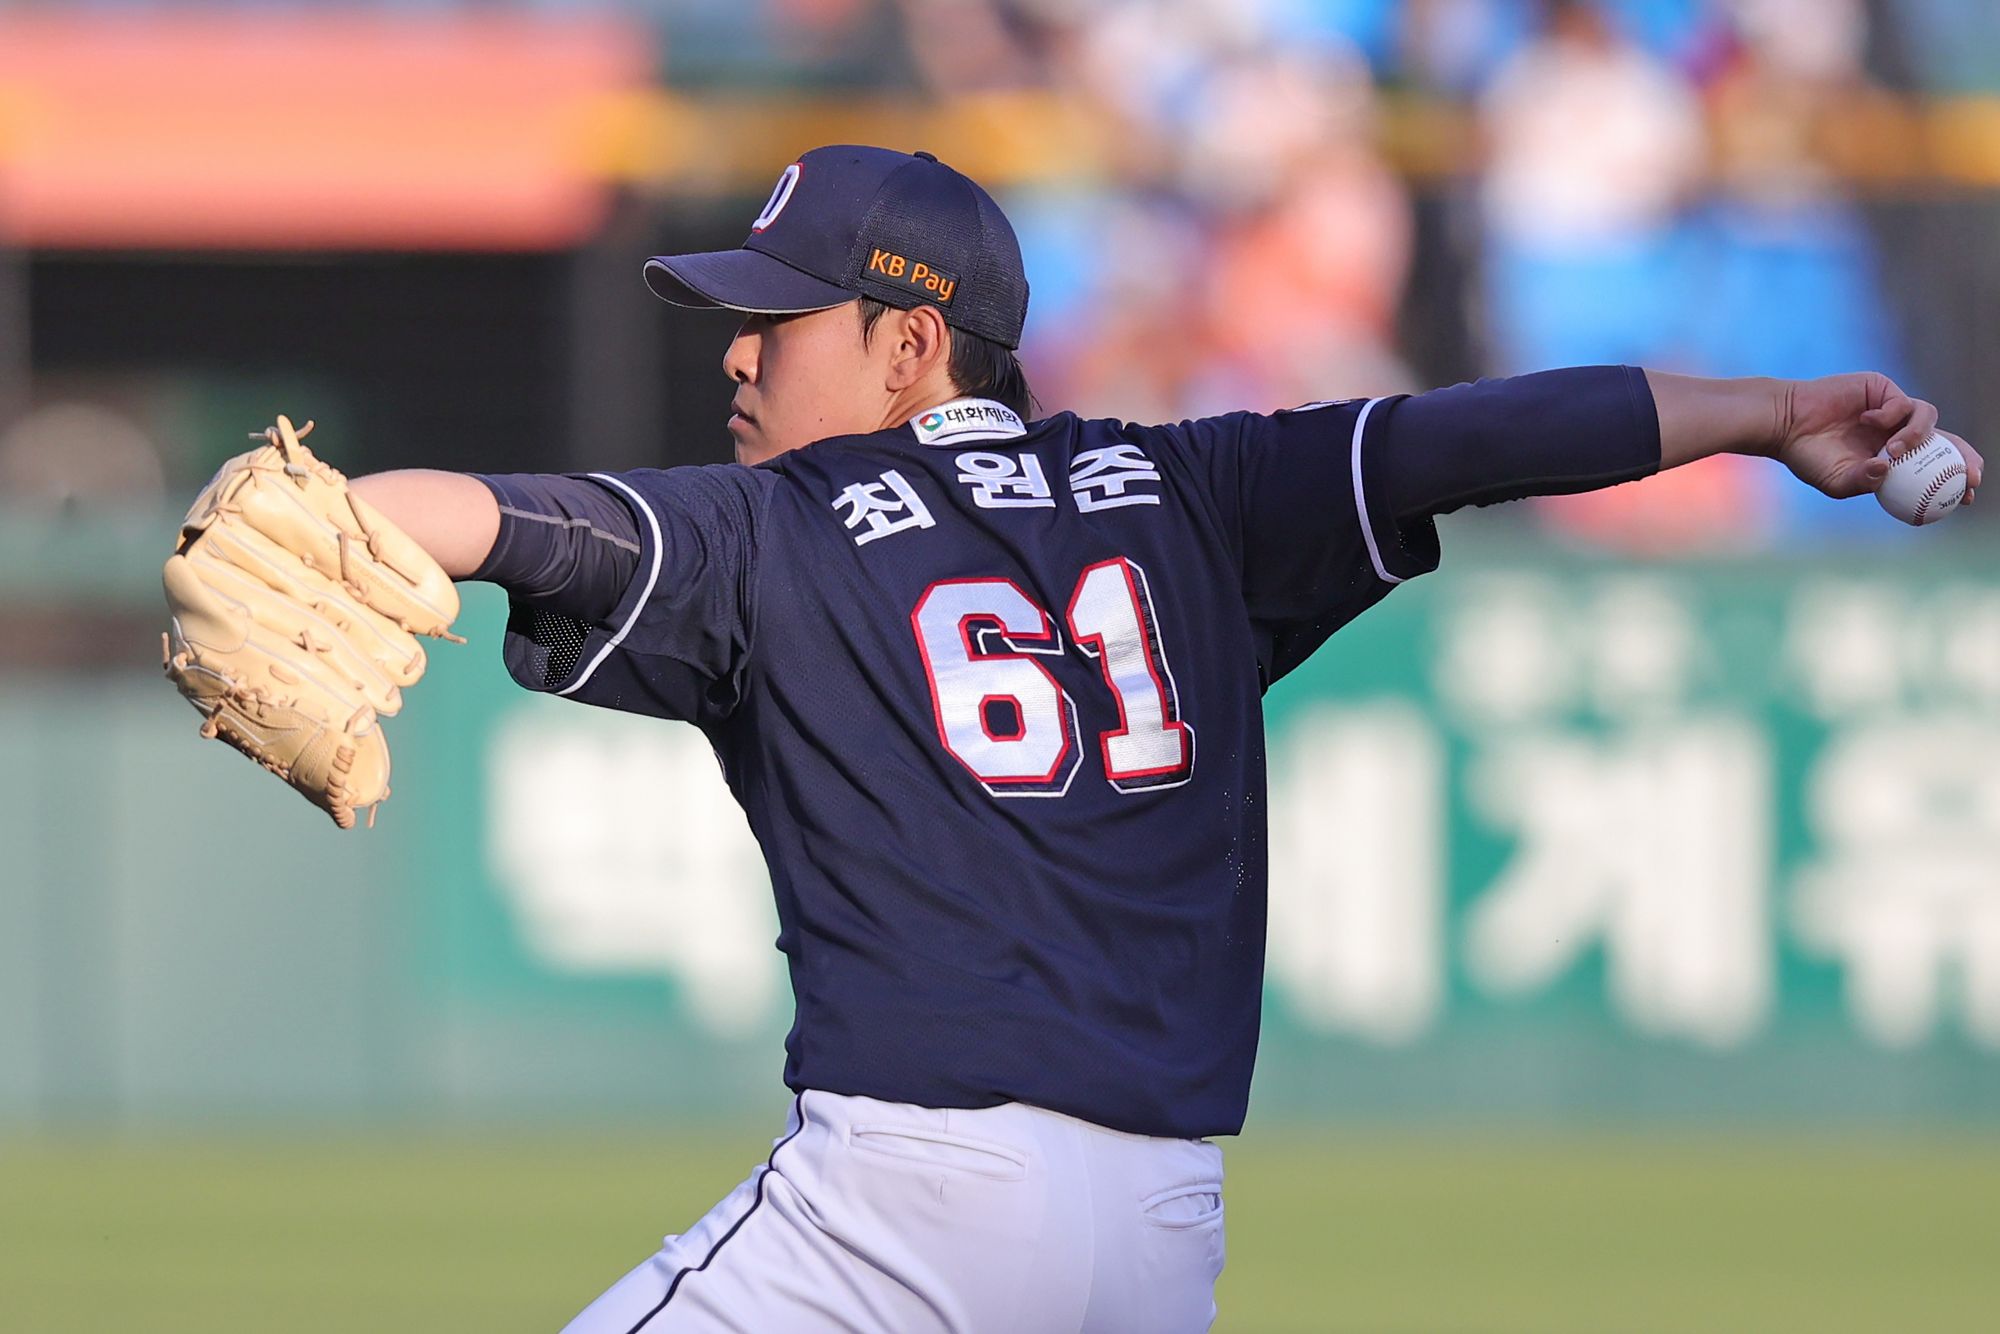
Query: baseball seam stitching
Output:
[[1912, 461, 1964, 523]]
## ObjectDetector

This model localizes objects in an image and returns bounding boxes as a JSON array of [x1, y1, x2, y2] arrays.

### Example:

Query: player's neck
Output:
[[878, 375, 964, 433]]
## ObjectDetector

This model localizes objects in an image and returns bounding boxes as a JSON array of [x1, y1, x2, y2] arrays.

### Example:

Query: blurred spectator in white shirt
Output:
[[1480, 0, 1705, 250]]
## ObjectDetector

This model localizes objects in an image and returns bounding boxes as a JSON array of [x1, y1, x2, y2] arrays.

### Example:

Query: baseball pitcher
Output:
[[164, 145, 1981, 1331]]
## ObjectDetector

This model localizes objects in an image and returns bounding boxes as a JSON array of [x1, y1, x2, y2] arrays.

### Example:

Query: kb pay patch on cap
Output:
[[867, 248, 958, 304]]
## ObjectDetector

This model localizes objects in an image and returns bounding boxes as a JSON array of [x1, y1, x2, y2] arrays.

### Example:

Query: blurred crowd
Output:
[[8, 0, 1994, 548], [646, 0, 1978, 547]]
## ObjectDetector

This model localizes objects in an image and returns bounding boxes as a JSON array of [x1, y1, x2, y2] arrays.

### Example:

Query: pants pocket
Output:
[[1141, 1181, 1225, 1229], [847, 1123, 1031, 1182]]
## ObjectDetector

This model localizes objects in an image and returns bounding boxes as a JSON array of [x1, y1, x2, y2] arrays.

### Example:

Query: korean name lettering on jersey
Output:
[[955, 451, 1054, 509], [832, 468, 936, 546], [1070, 443, 1162, 512]]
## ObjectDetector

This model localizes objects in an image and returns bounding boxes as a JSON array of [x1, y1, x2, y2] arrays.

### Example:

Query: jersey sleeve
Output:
[[471, 472, 643, 626], [497, 463, 774, 724], [1374, 366, 1661, 519], [1166, 398, 1442, 686]]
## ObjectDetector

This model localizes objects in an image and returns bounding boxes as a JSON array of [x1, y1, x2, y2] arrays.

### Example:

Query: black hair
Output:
[[857, 297, 1038, 419]]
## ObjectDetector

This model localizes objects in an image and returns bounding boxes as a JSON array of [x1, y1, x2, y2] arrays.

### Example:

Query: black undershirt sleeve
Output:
[[469, 473, 643, 626], [1375, 365, 1663, 523]]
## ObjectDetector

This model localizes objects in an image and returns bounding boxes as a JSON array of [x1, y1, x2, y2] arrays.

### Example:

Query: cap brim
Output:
[[643, 250, 853, 315]]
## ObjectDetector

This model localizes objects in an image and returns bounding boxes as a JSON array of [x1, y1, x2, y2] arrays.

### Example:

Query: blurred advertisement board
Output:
[[5, 548, 1998, 1126], [412, 553, 2000, 1121]]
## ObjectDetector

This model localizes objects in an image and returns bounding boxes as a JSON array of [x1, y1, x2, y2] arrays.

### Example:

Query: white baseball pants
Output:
[[558, 1089, 1227, 1333]]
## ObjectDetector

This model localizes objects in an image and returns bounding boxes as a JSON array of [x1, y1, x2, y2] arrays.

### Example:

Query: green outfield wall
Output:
[[4, 517, 1999, 1128]]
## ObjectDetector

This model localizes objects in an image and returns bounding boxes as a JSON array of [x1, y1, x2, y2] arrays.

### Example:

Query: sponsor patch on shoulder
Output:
[[910, 398, 1026, 446]]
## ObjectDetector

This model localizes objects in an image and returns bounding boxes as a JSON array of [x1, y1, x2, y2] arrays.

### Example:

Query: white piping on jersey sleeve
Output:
[[1347, 396, 1403, 585], [557, 472, 667, 697]]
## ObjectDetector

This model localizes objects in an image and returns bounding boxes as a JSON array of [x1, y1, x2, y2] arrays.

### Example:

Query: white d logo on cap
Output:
[[751, 164, 802, 233]]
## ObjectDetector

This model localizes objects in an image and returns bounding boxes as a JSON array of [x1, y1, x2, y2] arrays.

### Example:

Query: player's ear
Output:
[[884, 304, 950, 392]]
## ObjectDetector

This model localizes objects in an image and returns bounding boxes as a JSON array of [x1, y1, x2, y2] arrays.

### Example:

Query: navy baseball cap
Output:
[[643, 145, 1030, 350]]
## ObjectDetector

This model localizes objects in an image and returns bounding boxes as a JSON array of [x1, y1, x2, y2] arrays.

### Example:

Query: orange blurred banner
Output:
[[1, 12, 1996, 255], [0, 13, 652, 251]]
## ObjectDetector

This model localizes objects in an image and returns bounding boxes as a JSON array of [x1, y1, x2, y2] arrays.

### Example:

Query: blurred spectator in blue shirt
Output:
[[1478, 0, 1707, 372]]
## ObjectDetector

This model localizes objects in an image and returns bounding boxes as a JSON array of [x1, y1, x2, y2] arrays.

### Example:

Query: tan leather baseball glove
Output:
[[162, 416, 462, 828]]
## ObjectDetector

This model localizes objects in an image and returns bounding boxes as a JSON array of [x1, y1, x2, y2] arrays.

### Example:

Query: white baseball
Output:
[[1875, 432, 1967, 526]]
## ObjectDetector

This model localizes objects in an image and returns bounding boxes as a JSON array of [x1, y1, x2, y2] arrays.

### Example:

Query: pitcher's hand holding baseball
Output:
[[1773, 371, 1982, 512]]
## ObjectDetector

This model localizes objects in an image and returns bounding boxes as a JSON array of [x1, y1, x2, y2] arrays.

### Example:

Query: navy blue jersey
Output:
[[500, 395, 1443, 1138]]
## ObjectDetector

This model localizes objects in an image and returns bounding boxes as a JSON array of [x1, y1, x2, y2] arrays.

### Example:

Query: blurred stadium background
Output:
[[3, 0, 1999, 1330]]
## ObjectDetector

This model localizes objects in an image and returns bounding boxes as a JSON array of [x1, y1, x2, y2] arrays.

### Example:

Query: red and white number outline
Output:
[[976, 693, 1029, 742], [910, 559, 1195, 798], [1066, 557, 1196, 792], [910, 577, 1082, 798]]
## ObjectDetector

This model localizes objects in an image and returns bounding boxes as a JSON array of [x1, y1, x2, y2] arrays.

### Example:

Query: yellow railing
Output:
[[576, 88, 2000, 194]]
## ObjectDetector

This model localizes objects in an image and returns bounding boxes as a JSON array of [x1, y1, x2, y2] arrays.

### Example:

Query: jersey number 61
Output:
[[910, 557, 1196, 800]]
